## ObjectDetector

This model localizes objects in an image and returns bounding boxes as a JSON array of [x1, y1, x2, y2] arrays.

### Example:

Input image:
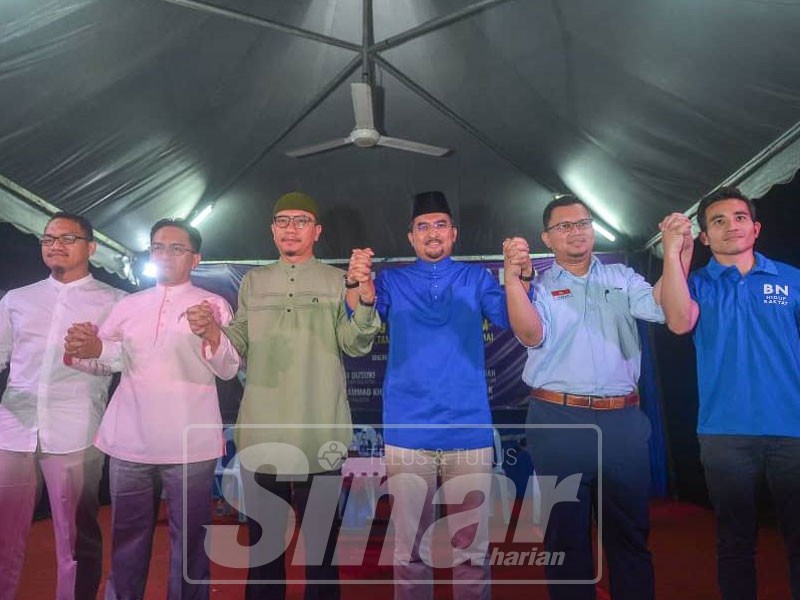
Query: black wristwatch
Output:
[[344, 275, 360, 289], [519, 271, 535, 282], [359, 297, 376, 307]]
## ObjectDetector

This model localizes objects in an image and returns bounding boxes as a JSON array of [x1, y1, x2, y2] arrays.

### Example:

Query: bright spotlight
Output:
[[142, 262, 158, 278]]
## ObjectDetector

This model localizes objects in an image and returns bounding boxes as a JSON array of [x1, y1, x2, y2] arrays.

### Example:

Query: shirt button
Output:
[[287, 308, 292, 313], [289, 293, 293, 297], [290, 278, 295, 282]]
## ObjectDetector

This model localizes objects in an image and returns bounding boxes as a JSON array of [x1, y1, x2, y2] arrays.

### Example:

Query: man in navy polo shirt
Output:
[[658, 186, 800, 600]]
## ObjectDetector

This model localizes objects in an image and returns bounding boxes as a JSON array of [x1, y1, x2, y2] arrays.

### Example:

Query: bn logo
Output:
[[763, 284, 789, 296]]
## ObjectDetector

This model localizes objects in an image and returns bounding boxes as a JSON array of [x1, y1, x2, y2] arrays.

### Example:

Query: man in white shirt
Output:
[[0, 212, 126, 600], [65, 218, 240, 600]]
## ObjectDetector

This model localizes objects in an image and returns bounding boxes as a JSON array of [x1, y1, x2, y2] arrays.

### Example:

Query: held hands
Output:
[[658, 213, 694, 264], [64, 322, 102, 359], [186, 301, 222, 350], [502, 237, 533, 283], [346, 247, 376, 304]]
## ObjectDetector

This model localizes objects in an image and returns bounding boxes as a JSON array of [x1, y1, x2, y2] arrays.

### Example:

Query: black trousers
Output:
[[526, 400, 655, 600], [699, 434, 800, 600], [244, 470, 342, 600]]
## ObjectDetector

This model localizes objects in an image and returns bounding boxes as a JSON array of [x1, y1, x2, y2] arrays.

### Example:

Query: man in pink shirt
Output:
[[0, 212, 125, 600], [65, 219, 240, 600]]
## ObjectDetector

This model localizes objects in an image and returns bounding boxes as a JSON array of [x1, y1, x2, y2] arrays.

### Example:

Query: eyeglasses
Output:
[[39, 234, 88, 246], [149, 243, 196, 256], [413, 220, 452, 233], [273, 215, 315, 229], [545, 218, 594, 234]]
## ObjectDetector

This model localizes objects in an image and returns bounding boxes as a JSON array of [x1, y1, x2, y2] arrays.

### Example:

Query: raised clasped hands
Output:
[[347, 247, 376, 304], [503, 236, 533, 282], [658, 213, 694, 263]]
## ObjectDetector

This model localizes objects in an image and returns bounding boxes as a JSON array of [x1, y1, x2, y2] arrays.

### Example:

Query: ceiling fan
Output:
[[285, 81, 451, 158]]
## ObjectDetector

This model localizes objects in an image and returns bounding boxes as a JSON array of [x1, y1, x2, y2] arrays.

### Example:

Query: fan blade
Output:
[[351, 82, 375, 130], [285, 138, 351, 158], [376, 136, 450, 157]]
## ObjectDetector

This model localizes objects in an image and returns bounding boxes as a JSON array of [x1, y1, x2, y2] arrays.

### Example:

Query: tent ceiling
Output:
[[1, 0, 799, 280]]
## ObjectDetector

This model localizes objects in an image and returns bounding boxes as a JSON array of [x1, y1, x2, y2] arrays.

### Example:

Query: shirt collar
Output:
[[413, 256, 455, 273], [278, 256, 317, 272], [155, 280, 194, 293], [705, 252, 777, 279], [548, 255, 600, 280], [48, 273, 93, 290]]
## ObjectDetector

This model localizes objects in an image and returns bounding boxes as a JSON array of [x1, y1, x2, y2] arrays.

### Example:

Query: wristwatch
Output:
[[344, 275, 360, 289], [519, 270, 535, 282], [359, 297, 376, 307]]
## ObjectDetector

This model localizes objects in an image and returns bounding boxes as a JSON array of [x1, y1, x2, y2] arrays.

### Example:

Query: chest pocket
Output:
[[248, 291, 340, 311], [602, 287, 628, 311], [291, 291, 339, 311]]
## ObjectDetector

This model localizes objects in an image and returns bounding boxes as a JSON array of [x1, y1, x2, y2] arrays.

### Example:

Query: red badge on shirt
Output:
[[551, 288, 573, 299]]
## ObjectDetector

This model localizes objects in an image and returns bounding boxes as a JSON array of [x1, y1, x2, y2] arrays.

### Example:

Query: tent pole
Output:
[[370, 0, 515, 52], [157, 0, 360, 52]]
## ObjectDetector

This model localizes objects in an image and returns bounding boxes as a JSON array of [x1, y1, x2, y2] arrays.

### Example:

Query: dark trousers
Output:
[[699, 434, 800, 600], [105, 458, 217, 600], [526, 400, 654, 600], [244, 470, 342, 600]]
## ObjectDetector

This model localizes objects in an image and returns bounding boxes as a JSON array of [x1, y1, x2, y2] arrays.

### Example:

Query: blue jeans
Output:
[[699, 434, 800, 600], [104, 458, 217, 600]]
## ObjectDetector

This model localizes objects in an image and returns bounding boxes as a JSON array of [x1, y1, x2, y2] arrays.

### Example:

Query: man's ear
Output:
[[87, 241, 97, 257], [698, 231, 709, 247], [541, 231, 552, 250]]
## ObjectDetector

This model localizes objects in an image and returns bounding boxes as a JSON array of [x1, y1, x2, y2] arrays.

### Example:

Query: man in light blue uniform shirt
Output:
[[504, 195, 664, 600], [658, 186, 800, 600], [376, 191, 532, 600]]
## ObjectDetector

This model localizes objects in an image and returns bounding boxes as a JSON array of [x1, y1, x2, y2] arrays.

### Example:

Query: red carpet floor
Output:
[[18, 499, 792, 599]]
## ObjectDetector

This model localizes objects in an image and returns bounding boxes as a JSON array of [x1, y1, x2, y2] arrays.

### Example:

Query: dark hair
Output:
[[696, 186, 756, 233], [46, 212, 94, 241], [542, 194, 592, 229], [150, 218, 202, 252]]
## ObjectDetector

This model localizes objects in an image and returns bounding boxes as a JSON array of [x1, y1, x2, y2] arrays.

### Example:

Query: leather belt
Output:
[[531, 388, 639, 410]]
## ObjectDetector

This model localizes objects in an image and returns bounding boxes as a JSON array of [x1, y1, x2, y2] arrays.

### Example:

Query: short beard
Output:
[[424, 248, 445, 260]]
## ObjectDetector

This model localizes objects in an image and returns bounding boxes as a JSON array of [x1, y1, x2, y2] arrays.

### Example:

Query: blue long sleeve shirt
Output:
[[376, 257, 509, 450]]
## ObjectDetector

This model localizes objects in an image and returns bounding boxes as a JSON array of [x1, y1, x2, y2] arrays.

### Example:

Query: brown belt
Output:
[[531, 388, 639, 410]]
